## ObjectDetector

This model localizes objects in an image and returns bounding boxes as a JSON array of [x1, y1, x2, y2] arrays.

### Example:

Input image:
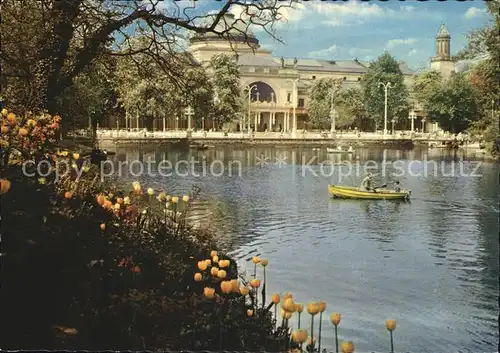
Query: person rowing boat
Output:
[[359, 172, 373, 192]]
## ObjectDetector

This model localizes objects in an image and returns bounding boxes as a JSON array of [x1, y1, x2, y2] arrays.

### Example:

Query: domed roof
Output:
[[437, 24, 450, 38], [189, 13, 259, 46]]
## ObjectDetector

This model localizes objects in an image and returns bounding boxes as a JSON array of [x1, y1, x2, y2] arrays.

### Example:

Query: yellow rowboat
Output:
[[328, 185, 411, 200]]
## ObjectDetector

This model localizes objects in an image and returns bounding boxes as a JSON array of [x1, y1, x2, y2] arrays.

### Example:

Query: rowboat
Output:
[[328, 184, 411, 200], [327, 148, 354, 154]]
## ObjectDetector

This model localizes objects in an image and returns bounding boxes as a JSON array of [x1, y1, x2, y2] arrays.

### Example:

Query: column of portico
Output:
[[254, 112, 258, 132], [269, 112, 274, 131]]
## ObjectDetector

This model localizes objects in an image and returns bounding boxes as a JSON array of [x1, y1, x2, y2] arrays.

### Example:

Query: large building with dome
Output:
[[188, 14, 458, 134]]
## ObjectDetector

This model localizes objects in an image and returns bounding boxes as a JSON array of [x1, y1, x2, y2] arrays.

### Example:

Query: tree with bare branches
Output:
[[1, 0, 293, 116]]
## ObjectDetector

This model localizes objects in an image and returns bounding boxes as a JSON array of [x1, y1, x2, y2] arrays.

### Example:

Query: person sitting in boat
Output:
[[394, 181, 401, 192], [360, 172, 373, 192]]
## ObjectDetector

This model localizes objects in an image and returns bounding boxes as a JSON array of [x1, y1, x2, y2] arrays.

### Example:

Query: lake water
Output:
[[109, 146, 499, 353]]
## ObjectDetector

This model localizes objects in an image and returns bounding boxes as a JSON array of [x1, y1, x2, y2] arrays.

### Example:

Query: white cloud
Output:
[[386, 38, 418, 49], [464, 7, 487, 19], [308, 45, 340, 58], [408, 49, 418, 57]]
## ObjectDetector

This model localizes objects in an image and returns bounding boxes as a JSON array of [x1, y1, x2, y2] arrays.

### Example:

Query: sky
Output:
[[159, 0, 493, 70]]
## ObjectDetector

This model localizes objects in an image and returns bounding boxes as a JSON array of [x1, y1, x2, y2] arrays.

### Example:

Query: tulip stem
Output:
[[390, 330, 394, 353], [334, 325, 338, 353], [310, 315, 315, 352], [318, 312, 323, 353], [298, 312, 301, 330], [285, 318, 289, 351], [274, 304, 278, 330]]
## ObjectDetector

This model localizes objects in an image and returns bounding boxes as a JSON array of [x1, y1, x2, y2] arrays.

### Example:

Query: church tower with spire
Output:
[[430, 24, 455, 79]]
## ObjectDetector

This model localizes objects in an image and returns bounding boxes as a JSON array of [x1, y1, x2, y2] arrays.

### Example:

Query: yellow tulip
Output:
[[252, 256, 260, 264], [218, 259, 228, 268], [132, 181, 141, 193], [61, 150, 68, 157], [217, 269, 227, 279], [283, 292, 293, 300], [210, 267, 219, 277], [38, 177, 46, 185], [194, 273, 202, 281], [100, 223, 106, 231], [281, 308, 292, 319], [72, 153, 80, 160], [157, 192, 166, 201], [260, 259, 268, 267], [18, 128, 28, 136], [1, 108, 7, 116], [124, 196, 131, 205], [182, 195, 190, 202], [220, 280, 232, 294], [239, 286, 250, 295], [210, 250, 217, 257], [341, 341, 354, 353], [203, 287, 215, 299], [147, 188, 154, 196], [282, 298, 296, 312], [205, 259, 211, 266], [213, 255, 219, 263], [1, 125, 9, 134], [247, 309, 254, 317], [272, 293, 280, 304], [318, 301, 327, 313], [330, 313, 341, 325], [292, 329, 308, 343], [386, 319, 396, 331], [230, 279, 239, 292], [307, 302, 320, 316], [64, 191, 73, 199], [249, 279, 261, 288], [171, 196, 179, 204], [27, 119, 36, 127], [296, 303, 304, 313], [198, 261, 208, 271]]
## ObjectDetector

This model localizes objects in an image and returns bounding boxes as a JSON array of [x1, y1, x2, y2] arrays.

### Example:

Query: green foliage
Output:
[[417, 72, 477, 133], [334, 87, 368, 128], [412, 70, 443, 104], [307, 78, 342, 129], [362, 52, 409, 128], [209, 54, 243, 129], [452, 27, 491, 61]]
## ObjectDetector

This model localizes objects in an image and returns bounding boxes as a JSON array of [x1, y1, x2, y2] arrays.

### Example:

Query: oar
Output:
[[370, 184, 387, 192]]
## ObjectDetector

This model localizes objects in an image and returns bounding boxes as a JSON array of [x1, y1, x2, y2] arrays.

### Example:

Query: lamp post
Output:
[[286, 78, 299, 136], [378, 81, 393, 138], [246, 85, 257, 134]]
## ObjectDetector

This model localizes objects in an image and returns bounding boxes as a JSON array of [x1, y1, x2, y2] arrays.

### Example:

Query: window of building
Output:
[[287, 93, 291, 102], [312, 75, 316, 79], [249, 67, 255, 72], [263, 68, 269, 73], [298, 98, 305, 107]]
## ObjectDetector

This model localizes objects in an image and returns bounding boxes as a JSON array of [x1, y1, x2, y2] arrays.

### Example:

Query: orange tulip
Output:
[[7, 113, 16, 123], [247, 309, 254, 317], [1, 125, 9, 134], [318, 301, 327, 313], [210, 267, 219, 277], [198, 261, 208, 271], [341, 341, 354, 353], [260, 259, 268, 267], [330, 313, 341, 325], [230, 279, 239, 292], [100, 223, 106, 231], [204, 259, 211, 266], [194, 273, 202, 282], [386, 319, 396, 331], [296, 303, 304, 313], [217, 270, 227, 279], [307, 302, 320, 316], [213, 255, 219, 263], [116, 197, 124, 204], [220, 280, 232, 294], [272, 293, 280, 304], [282, 298, 296, 312], [18, 128, 28, 136], [203, 287, 215, 299], [249, 279, 261, 288], [96, 194, 106, 206], [64, 191, 72, 199], [72, 153, 80, 160], [252, 256, 260, 264], [0, 179, 11, 194], [292, 329, 308, 343], [283, 292, 293, 300], [239, 286, 249, 295], [281, 308, 292, 319], [210, 250, 217, 257]]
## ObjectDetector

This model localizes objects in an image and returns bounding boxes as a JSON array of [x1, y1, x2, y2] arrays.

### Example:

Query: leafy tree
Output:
[[0, 0, 291, 115], [209, 54, 243, 130], [418, 72, 477, 133], [362, 52, 410, 129], [334, 87, 368, 129], [412, 70, 443, 104], [452, 27, 491, 61], [307, 78, 342, 129]]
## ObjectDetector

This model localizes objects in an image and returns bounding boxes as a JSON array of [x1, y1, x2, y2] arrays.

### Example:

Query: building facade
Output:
[[189, 14, 458, 133]]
